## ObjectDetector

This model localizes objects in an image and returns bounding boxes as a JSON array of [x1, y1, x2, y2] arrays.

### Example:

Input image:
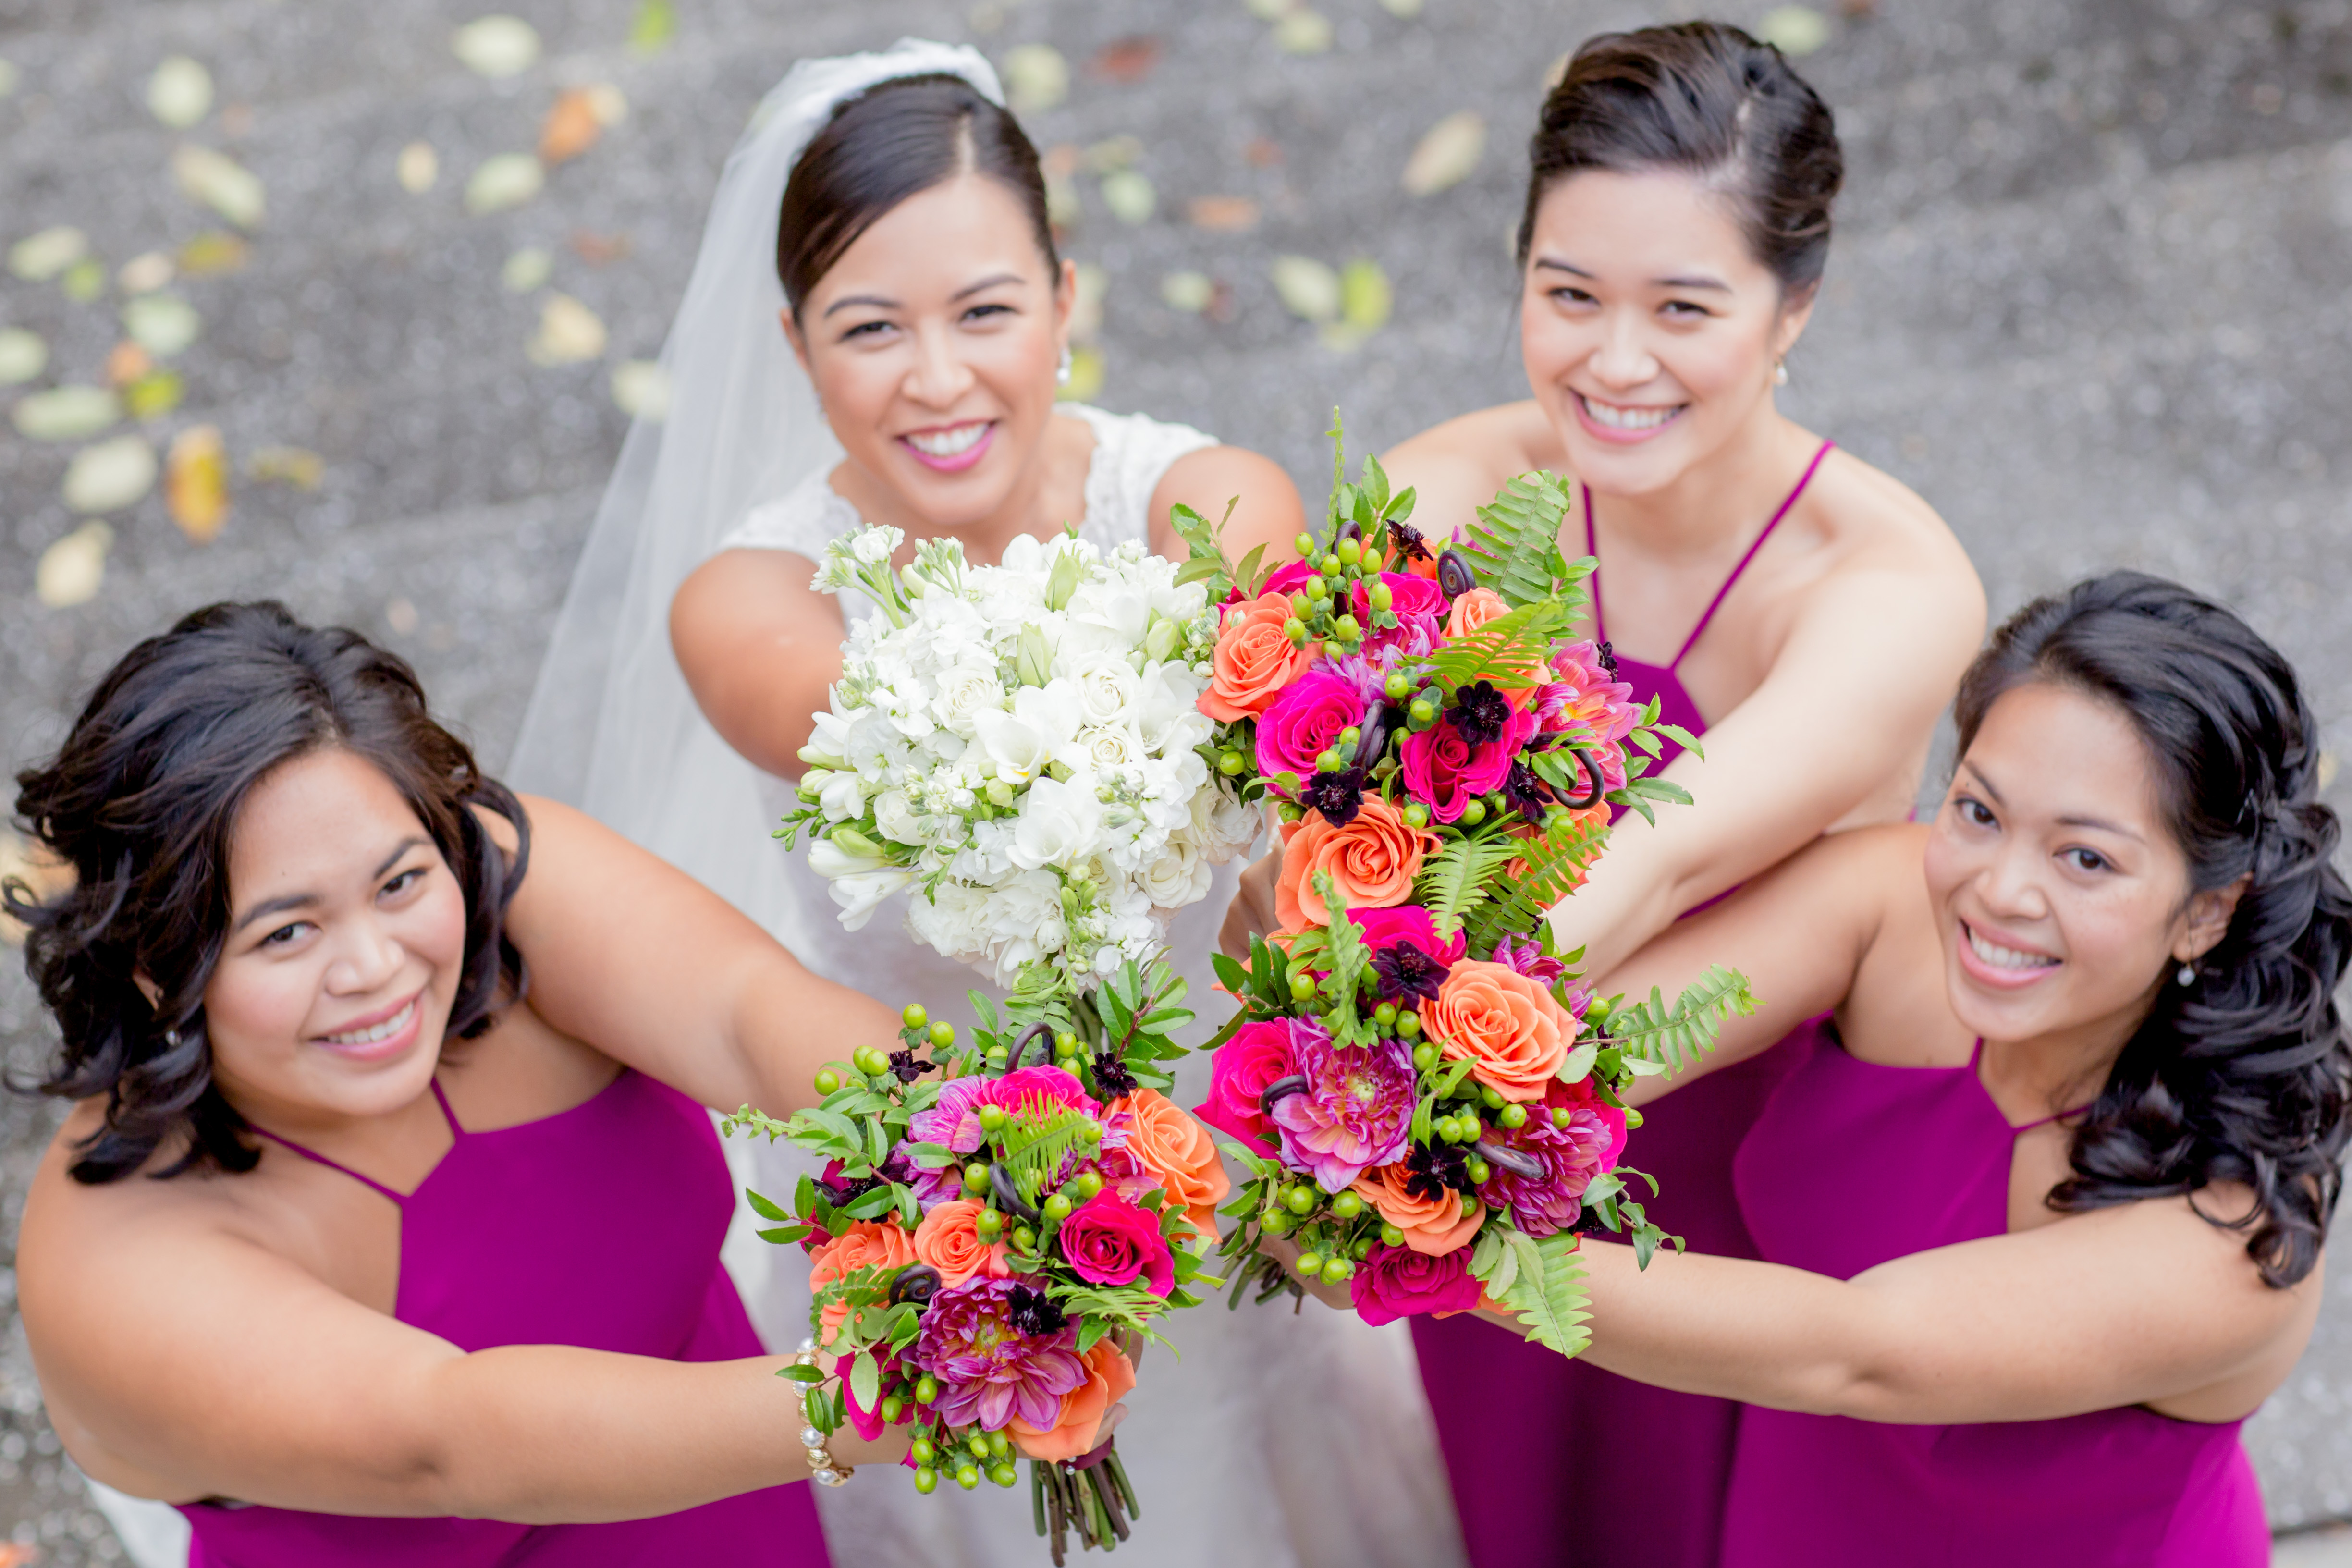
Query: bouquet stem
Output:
[[1032, 1440, 1139, 1562]]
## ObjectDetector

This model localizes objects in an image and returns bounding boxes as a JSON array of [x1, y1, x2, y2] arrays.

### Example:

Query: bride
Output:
[[510, 40, 1468, 1568]]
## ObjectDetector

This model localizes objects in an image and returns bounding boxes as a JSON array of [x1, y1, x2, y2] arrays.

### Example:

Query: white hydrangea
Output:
[[794, 527, 1258, 988]]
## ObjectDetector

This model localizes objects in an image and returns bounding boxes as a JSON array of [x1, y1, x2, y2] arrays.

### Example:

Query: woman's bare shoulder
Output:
[[1809, 445, 1974, 576]]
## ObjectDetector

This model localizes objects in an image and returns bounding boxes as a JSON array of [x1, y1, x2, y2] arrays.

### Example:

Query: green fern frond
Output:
[[1605, 966, 1759, 1075], [996, 1109, 1097, 1202], [1412, 835, 1521, 943], [1418, 599, 1573, 691], [1502, 1229, 1592, 1356], [1462, 472, 1580, 609], [1462, 813, 1611, 956]]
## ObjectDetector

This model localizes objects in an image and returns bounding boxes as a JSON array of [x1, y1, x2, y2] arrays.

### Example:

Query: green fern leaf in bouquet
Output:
[[1599, 966, 1761, 1076], [1461, 811, 1612, 957], [1459, 471, 1587, 609]]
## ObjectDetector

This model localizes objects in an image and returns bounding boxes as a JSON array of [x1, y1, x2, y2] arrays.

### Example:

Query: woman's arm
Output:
[[23, 1175, 906, 1517], [1545, 1193, 2320, 1424], [499, 796, 901, 1118], [1149, 444, 1306, 569], [1549, 556, 1984, 977], [672, 548, 843, 784]]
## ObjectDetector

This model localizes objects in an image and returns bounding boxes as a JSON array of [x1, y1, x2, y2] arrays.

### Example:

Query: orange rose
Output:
[[1445, 587, 1510, 640], [1011, 1338, 1138, 1462], [912, 1200, 1012, 1288], [1200, 592, 1311, 723], [1423, 960, 1579, 1102], [1274, 796, 1442, 933], [1350, 1162, 1486, 1256], [1110, 1086, 1232, 1237], [807, 1220, 916, 1344]]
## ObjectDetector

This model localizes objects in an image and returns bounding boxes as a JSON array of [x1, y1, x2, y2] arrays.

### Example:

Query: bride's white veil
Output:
[[506, 40, 1006, 934]]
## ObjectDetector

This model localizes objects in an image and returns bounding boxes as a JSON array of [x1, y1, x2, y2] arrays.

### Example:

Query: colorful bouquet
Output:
[[1178, 419, 1756, 1352], [738, 525, 1252, 1559]]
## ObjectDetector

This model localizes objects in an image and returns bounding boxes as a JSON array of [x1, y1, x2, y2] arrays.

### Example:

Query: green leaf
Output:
[[1462, 811, 1611, 957], [780, 1361, 826, 1384], [1411, 833, 1520, 943], [1651, 723, 1705, 760], [1603, 967, 1758, 1076], [1502, 1230, 1592, 1356], [756, 1224, 812, 1245], [1418, 598, 1572, 692], [849, 1351, 881, 1412], [746, 1187, 794, 1223], [1460, 471, 1579, 608]]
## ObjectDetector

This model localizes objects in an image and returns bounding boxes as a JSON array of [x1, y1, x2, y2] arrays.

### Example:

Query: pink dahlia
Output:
[[1534, 641, 1642, 744], [911, 1278, 1089, 1432], [1270, 1030, 1417, 1190], [1479, 1078, 1628, 1238], [910, 1066, 1102, 1154]]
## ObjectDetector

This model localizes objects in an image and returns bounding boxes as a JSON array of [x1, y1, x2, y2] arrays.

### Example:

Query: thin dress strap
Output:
[[430, 1076, 465, 1136], [247, 1124, 409, 1205], [1580, 438, 1836, 670]]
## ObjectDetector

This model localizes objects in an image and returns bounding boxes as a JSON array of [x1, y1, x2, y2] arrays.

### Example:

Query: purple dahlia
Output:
[[1270, 1030, 1417, 1191], [910, 1278, 1088, 1432], [1480, 1082, 1627, 1238]]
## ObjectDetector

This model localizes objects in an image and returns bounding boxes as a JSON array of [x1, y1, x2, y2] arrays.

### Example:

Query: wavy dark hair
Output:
[[1520, 22, 1843, 298], [777, 73, 1058, 318], [1954, 572, 2352, 1287], [5, 601, 529, 1185]]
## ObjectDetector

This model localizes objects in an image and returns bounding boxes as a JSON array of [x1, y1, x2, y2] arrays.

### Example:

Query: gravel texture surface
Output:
[[3, 0, 2350, 1558]]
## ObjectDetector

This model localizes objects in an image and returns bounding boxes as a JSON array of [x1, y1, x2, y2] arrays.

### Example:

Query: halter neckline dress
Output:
[[181, 1070, 829, 1568], [1411, 440, 1835, 1568], [1724, 1027, 2267, 1565]]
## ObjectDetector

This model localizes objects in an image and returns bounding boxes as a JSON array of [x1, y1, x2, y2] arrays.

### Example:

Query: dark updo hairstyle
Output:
[[5, 602, 529, 1185], [1520, 22, 1844, 299], [776, 73, 1058, 318], [1953, 572, 2352, 1288]]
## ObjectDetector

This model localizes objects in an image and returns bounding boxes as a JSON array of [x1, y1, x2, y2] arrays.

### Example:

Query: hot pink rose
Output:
[[1349, 1242, 1483, 1326], [1344, 905, 1466, 965], [1400, 706, 1537, 823], [1352, 572, 1449, 653], [1194, 1017, 1303, 1155], [1256, 670, 1370, 784], [1057, 1189, 1176, 1296]]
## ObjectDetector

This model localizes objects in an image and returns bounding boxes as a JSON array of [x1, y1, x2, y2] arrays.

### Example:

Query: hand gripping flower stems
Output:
[[1184, 412, 1759, 1349], [741, 524, 1252, 1559]]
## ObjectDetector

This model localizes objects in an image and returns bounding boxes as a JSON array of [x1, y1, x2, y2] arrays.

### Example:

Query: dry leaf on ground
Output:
[[528, 294, 606, 365], [61, 257, 106, 302], [148, 56, 214, 128], [1003, 45, 1068, 112], [1187, 196, 1259, 232], [172, 145, 266, 228], [1089, 37, 1161, 83], [118, 251, 175, 293], [105, 342, 152, 387], [13, 386, 119, 441], [249, 446, 324, 489], [37, 522, 113, 608], [178, 231, 249, 275], [123, 294, 201, 357], [453, 15, 541, 78], [466, 154, 544, 215], [1402, 111, 1484, 196], [1271, 255, 1341, 322], [585, 84, 629, 126], [123, 368, 183, 417], [571, 231, 630, 266], [0, 327, 48, 385], [1161, 271, 1213, 313], [502, 247, 553, 292], [1057, 346, 1104, 403], [611, 360, 671, 421], [0, 60, 19, 101], [167, 424, 231, 541], [1758, 6, 1831, 54], [539, 89, 602, 165], [9, 226, 87, 281], [1274, 12, 1334, 53], [397, 141, 439, 193], [64, 434, 158, 513], [630, 0, 675, 53], [1101, 171, 1155, 225]]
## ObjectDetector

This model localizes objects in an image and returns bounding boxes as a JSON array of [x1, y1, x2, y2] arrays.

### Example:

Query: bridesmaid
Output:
[[1313, 571, 2347, 1564], [10, 604, 918, 1566], [1370, 24, 1983, 1563]]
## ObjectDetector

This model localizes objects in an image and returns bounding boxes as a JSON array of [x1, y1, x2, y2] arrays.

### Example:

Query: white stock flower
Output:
[[818, 772, 867, 822], [1010, 775, 1105, 870], [850, 524, 903, 565], [829, 869, 913, 931], [971, 680, 1085, 784]]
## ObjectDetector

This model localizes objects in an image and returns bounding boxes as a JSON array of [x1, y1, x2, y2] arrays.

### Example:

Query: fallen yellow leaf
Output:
[[539, 89, 602, 166], [36, 521, 113, 608], [147, 56, 214, 128], [396, 141, 440, 194], [466, 153, 544, 215], [1003, 45, 1068, 112], [64, 435, 158, 514], [1402, 111, 1485, 196], [118, 251, 175, 293], [453, 15, 541, 78], [8, 226, 86, 281], [249, 446, 325, 490], [105, 342, 153, 387], [173, 145, 266, 229], [0, 328, 47, 385], [123, 368, 184, 418], [1187, 196, 1259, 233], [178, 231, 249, 275], [168, 425, 231, 542], [12, 386, 119, 441], [528, 294, 606, 365]]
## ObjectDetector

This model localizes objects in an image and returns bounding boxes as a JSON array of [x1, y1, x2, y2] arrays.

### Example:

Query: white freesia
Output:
[[786, 527, 1251, 987]]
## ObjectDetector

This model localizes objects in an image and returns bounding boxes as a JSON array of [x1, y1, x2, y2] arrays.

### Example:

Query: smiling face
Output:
[[200, 748, 466, 1131], [787, 172, 1073, 531], [1922, 681, 2240, 1052], [1519, 169, 1809, 497]]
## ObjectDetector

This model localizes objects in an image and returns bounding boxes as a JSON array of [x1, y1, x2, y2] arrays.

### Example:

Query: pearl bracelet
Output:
[[793, 1343, 855, 1487]]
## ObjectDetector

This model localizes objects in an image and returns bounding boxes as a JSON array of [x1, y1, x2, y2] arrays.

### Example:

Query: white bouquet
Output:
[[783, 525, 1260, 999]]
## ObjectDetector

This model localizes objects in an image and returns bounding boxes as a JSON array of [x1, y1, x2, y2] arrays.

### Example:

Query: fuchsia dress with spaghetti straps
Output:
[[1411, 441, 1835, 1568], [1723, 1027, 2267, 1566], [180, 1071, 831, 1568]]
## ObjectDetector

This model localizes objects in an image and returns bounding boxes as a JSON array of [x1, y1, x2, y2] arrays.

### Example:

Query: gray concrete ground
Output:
[[3, 0, 2351, 1559]]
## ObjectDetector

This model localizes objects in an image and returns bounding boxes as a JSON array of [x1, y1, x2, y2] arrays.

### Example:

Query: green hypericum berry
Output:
[[914, 1466, 939, 1494], [813, 1068, 842, 1095], [1284, 1185, 1318, 1215], [1408, 699, 1436, 727], [1305, 575, 1331, 600], [1294, 532, 1317, 555], [968, 1430, 992, 1455], [985, 1047, 1009, 1067], [1411, 1042, 1439, 1072], [1460, 800, 1488, 827], [1402, 801, 1432, 829], [1330, 1191, 1364, 1219], [916, 1375, 940, 1404], [974, 1208, 1003, 1238], [1384, 671, 1411, 701], [1480, 1084, 1506, 1109], [990, 1433, 1013, 1458], [1291, 591, 1315, 618], [979, 1104, 1006, 1130], [1370, 582, 1394, 612], [1014, 1226, 1038, 1250], [1624, 1108, 1646, 1129], [902, 1003, 929, 1029], [1291, 973, 1319, 1002], [1285, 617, 1309, 645], [1552, 1107, 1574, 1129], [956, 1465, 982, 1491], [1075, 1171, 1104, 1198], [1294, 1251, 1324, 1275], [1320, 1256, 1353, 1283], [1335, 614, 1362, 640], [963, 1162, 992, 1193], [1466, 1158, 1492, 1185], [1319, 554, 1342, 576], [1316, 748, 1345, 773], [1220, 751, 1245, 775], [1337, 537, 1362, 565], [912, 1437, 937, 1464], [1381, 1223, 1406, 1247], [1499, 1103, 1530, 1129], [1043, 1192, 1073, 1221], [991, 1463, 1019, 1488], [930, 1021, 956, 1049], [881, 1395, 904, 1422], [1374, 1001, 1399, 1028], [1339, 726, 1361, 747], [1055, 1034, 1080, 1058], [1397, 1011, 1423, 1040], [1260, 1209, 1296, 1237]]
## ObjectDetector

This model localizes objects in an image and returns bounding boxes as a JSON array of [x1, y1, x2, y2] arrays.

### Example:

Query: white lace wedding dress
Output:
[[718, 404, 1466, 1568]]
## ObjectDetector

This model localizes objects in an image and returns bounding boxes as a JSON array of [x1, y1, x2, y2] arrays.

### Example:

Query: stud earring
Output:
[[1057, 345, 1073, 386], [164, 1028, 182, 1046], [2176, 962, 2196, 987], [1772, 358, 1789, 387]]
